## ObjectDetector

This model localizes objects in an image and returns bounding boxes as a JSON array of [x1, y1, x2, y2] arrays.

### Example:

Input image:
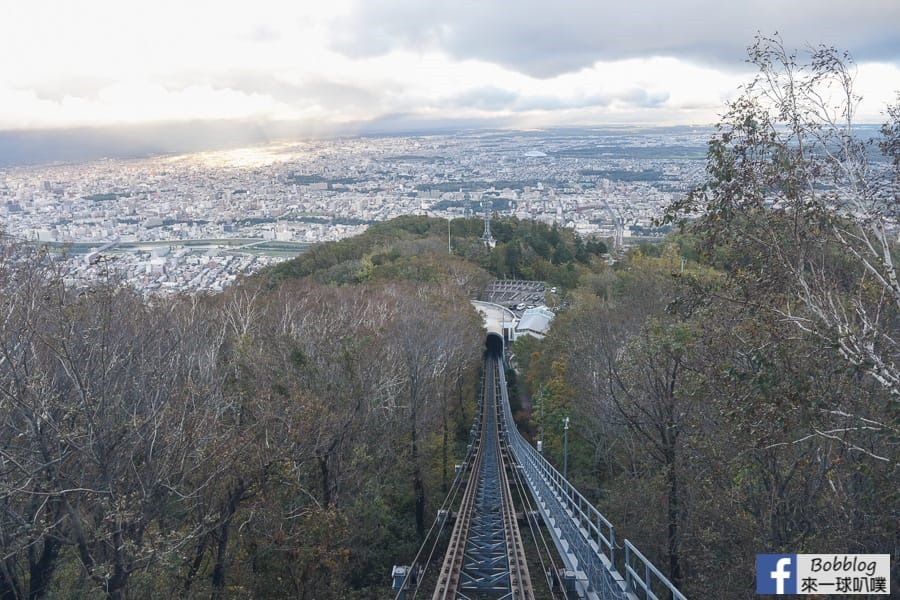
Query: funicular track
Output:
[[395, 339, 687, 600], [432, 355, 533, 600]]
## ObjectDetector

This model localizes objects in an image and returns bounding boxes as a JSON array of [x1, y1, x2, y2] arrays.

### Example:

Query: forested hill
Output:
[[262, 214, 607, 287]]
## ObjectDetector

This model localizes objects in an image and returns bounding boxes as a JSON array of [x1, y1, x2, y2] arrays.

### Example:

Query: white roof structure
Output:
[[471, 300, 555, 345], [515, 306, 554, 339]]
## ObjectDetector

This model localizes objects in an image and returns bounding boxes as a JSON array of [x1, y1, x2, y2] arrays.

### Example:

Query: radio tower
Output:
[[481, 202, 496, 248]]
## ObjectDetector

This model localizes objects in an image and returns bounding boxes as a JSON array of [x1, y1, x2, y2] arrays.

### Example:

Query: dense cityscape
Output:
[[0, 127, 708, 294]]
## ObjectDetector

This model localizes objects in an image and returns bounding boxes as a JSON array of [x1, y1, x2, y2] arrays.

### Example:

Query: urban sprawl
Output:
[[0, 128, 709, 294]]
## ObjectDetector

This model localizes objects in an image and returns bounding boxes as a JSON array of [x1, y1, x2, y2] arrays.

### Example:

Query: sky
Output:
[[1, 0, 899, 136]]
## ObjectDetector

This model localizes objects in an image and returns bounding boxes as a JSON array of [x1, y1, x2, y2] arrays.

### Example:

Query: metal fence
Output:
[[496, 363, 686, 600]]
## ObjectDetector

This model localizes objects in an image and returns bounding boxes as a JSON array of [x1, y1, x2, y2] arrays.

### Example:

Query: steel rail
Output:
[[431, 367, 487, 599], [431, 356, 535, 600], [493, 359, 534, 599]]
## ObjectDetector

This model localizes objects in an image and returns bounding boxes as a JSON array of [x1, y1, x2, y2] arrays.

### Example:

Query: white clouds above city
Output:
[[1, 0, 899, 132]]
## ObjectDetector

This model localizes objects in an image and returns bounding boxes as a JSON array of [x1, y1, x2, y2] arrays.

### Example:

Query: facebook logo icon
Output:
[[756, 554, 797, 594]]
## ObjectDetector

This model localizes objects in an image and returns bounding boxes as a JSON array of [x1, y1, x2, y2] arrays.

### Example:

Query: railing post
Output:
[[645, 561, 652, 597], [608, 522, 615, 567], [625, 544, 632, 592]]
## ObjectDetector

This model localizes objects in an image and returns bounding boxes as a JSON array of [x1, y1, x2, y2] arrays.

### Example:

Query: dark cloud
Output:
[[158, 70, 383, 112], [296, 79, 385, 110], [617, 89, 670, 109], [512, 93, 609, 111], [333, 0, 900, 77], [0, 121, 274, 167], [249, 77, 382, 111], [347, 113, 517, 136], [449, 87, 519, 111], [446, 87, 669, 113]]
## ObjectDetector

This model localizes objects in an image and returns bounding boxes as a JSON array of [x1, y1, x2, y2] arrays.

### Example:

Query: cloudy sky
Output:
[[2, 0, 899, 134]]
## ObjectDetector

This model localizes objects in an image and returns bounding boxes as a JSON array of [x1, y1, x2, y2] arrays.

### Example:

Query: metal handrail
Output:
[[496, 361, 687, 600], [624, 541, 688, 600]]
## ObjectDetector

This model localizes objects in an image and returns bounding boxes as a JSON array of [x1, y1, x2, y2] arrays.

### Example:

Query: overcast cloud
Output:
[[0, 0, 897, 134], [334, 1, 900, 76]]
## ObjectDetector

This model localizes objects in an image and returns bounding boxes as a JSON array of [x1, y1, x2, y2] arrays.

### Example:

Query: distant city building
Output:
[[0, 129, 725, 293]]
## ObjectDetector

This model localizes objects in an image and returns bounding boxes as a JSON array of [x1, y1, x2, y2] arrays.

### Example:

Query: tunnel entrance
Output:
[[485, 332, 503, 358]]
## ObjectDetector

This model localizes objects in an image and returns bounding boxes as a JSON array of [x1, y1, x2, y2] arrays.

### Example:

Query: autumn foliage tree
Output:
[[0, 227, 487, 598]]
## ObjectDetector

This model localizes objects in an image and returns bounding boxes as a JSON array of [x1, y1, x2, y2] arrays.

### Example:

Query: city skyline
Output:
[[1, 0, 899, 145], [0, 127, 707, 294]]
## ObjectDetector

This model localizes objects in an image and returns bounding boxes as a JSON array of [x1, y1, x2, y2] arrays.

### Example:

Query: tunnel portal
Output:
[[485, 332, 504, 358]]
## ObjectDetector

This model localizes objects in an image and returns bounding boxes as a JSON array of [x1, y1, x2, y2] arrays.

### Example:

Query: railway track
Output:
[[395, 339, 685, 600], [432, 355, 534, 600]]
